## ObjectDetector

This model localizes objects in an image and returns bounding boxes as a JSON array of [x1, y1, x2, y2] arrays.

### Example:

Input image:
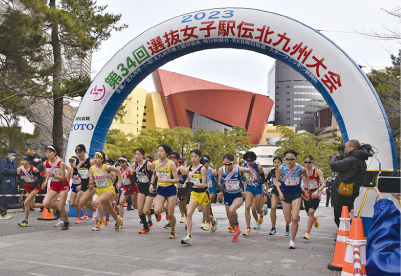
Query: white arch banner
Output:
[[66, 8, 397, 170]]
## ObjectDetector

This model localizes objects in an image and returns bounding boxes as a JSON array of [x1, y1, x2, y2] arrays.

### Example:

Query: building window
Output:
[[286, 117, 290, 120], [276, 99, 279, 101], [144, 106, 147, 109], [137, 128, 139, 131], [137, 114, 138, 117], [137, 107, 139, 110], [286, 92, 290, 94], [276, 86, 279, 89], [286, 105, 290, 107], [137, 100, 139, 103], [142, 119, 146, 122], [286, 111, 290, 114], [137, 121, 139, 124], [276, 105, 279, 108], [142, 126, 146, 129], [286, 85, 290, 88], [286, 98, 290, 101], [143, 113, 146, 115], [294, 118, 301, 120], [275, 92, 279, 95]]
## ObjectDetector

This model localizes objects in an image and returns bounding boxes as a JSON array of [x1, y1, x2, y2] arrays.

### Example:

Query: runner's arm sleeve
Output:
[[29, 171, 44, 190], [258, 172, 266, 185], [366, 198, 400, 275], [124, 173, 137, 195], [179, 175, 187, 185]]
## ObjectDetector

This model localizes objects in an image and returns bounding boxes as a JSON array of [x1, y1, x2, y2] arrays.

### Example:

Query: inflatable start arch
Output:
[[66, 8, 397, 170]]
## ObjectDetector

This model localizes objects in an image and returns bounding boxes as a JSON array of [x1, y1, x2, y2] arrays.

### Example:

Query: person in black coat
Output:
[[0, 149, 19, 219], [330, 140, 369, 227]]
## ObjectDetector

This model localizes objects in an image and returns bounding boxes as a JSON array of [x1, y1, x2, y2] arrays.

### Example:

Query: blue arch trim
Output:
[[83, 8, 396, 168]]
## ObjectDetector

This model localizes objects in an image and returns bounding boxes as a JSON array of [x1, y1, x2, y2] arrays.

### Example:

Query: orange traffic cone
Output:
[[124, 201, 128, 207], [328, 206, 351, 271], [37, 208, 57, 220], [341, 218, 366, 276]]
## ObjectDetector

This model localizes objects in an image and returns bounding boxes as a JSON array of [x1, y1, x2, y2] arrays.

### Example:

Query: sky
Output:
[[90, 0, 400, 96]]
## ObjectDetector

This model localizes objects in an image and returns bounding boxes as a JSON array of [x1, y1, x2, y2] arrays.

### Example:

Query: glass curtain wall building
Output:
[[268, 60, 326, 133]]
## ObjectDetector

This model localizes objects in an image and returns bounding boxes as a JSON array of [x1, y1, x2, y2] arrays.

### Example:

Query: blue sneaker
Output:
[[254, 223, 261, 229], [269, 228, 276, 235], [263, 204, 268, 216], [285, 226, 290, 236]]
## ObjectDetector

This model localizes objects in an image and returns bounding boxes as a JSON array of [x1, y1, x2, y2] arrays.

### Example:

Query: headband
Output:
[[95, 151, 104, 159], [45, 145, 56, 151], [169, 154, 178, 159], [119, 157, 128, 162], [203, 156, 210, 162], [70, 157, 77, 161]]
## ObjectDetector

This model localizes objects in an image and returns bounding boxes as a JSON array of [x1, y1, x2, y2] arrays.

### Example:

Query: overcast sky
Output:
[[91, 0, 400, 95]]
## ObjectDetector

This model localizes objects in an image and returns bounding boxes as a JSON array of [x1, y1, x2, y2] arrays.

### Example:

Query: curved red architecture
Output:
[[152, 69, 274, 144]]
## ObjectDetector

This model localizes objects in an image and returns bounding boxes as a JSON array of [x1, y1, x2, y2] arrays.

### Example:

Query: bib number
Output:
[[72, 179, 81, 185], [207, 179, 213, 188], [23, 176, 35, 183], [285, 177, 300, 186], [245, 173, 253, 185], [157, 172, 170, 180], [95, 178, 109, 187], [225, 180, 240, 191], [121, 178, 131, 185], [137, 173, 149, 183], [78, 169, 89, 179]]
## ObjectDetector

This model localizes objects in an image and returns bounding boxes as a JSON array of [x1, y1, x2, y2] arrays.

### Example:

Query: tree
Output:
[[367, 50, 400, 161], [0, 0, 127, 158], [274, 125, 337, 176]]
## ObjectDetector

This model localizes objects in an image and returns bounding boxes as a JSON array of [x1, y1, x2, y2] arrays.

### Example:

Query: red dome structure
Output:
[[152, 69, 274, 145]]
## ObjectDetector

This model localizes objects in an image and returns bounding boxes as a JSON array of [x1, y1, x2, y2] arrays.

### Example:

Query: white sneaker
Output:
[[54, 221, 64, 227], [92, 208, 99, 221], [65, 201, 70, 213], [92, 226, 101, 231], [289, 240, 296, 249]]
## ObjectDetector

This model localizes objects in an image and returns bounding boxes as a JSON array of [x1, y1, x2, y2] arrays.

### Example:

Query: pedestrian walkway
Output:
[[0, 198, 340, 276]]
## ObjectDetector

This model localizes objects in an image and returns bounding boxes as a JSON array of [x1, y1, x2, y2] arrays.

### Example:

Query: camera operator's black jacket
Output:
[[330, 149, 370, 195]]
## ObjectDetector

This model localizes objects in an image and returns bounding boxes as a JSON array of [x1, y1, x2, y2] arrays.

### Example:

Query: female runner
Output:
[[242, 151, 266, 236], [104, 157, 118, 226], [118, 156, 136, 226], [169, 152, 187, 227], [275, 149, 309, 249], [41, 145, 70, 230], [181, 150, 217, 245], [17, 154, 43, 227], [149, 144, 179, 239], [67, 156, 84, 224], [218, 153, 254, 242], [301, 155, 325, 240], [133, 148, 158, 234], [75, 144, 96, 220], [265, 156, 285, 235], [89, 150, 122, 231]]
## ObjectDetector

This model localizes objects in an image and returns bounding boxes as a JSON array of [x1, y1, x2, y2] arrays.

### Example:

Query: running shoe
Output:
[[65, 202, 70, 213], [243, 228, 252, 237], [169, 230, 176, 239], [18, 220, 28, 227], [210, 219, 218, 233], [92, 208, 99, 221], [61, 221, 70, 230], [228, 225, 234, 233], [269, 228, 277, 235], [164, 222, 171, 229], [181, 235, 192, 244], [257, 216, 264, 225], [289, 240, 296, 249], [254, 223, 261, 229], [120, 221, 124, 228], [92, 226, 101, 231], [285, 226, 290, 236], [233, 224, 241, 242], [180, 216, 185, 223], [54, 221, 64, 227], [263, 204, 268, 216], [302, 231, 310, 240], [115, 218, 122, 231], [148, 220, 153, 228], [104, 219, 110, 225], [201, 222, 205, 229], [314, 216, 319, 228], [75, 218, 82, 224], [203, 222, 211, 231], [80, 214, 88, 220], [156, 214, 162, 222], [0, 214, 12, 219], [139, 228, 150, 234], [92, 220, 103, 231]]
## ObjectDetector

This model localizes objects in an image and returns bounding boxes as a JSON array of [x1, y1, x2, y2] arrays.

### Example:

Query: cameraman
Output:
[[330, 140, 369, 227]]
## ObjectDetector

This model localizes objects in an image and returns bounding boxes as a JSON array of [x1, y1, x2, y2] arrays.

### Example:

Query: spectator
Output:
[[366, 187, 400, 275], [0, 149, 19, 219], [330, 140, 369, 227], [325, 176, 333, 207], [33, 154, 46, 211]]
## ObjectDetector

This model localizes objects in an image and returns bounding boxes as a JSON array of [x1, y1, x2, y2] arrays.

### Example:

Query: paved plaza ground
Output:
[[0, 196, 342, 276]]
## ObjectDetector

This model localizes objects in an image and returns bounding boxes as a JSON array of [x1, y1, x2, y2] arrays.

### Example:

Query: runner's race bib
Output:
[[137, 173, 149, 183], [78, 169, 89, 179], [23, 176, 35, 183], [285, 177, 300, 186], [207, 179, 213, 188], [72, 179, 81, 185], [121, 178, 131, 185], [157, 172, 170, 179], [225, 180, 240, 191], [95, 178, 109, 187]]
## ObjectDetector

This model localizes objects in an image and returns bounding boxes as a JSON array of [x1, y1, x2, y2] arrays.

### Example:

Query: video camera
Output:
[[331, 143, 375, 161]]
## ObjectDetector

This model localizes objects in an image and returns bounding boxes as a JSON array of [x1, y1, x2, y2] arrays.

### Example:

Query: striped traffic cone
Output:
[[328, 206, 351, 271], [37, 208, 57, 220], [341, 218, 366, 276]]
